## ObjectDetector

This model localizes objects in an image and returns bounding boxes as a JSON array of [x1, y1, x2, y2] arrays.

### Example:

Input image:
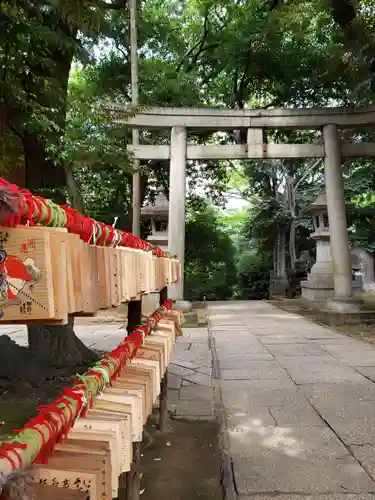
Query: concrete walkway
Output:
[[209, 301, 375, 499]]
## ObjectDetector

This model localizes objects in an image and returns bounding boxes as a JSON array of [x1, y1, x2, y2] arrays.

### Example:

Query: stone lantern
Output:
[[141, 186, 169, 251], [300, 192, 361, 305]]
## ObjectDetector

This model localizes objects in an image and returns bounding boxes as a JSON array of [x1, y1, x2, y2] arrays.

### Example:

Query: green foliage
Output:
[[0, 0, 109, 136], [55, 70, 131, 171], [184, 201, 237, 301]]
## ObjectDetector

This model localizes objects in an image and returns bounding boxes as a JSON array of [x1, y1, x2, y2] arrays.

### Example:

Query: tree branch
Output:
[[294, 159, 322, 192], [330, 0, 375, 72], [330, 0, 358, 42], [266, 0, 282, 11], [178, 9, 218, 73]]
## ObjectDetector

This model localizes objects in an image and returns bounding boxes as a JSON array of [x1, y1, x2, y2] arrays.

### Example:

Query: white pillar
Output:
[[168, 126, 187, 300], [323, 124, 354, 306]]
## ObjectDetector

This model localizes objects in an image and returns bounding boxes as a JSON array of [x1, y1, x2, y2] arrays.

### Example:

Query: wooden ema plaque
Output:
[[152, 330, 173, 363], [118, 248, 129, 302], [136, 346, 164, 378], [73, 415, 131, 475], [127, 249, 140, 299], [158, 319, 177, 341], [89, 402, 133, 463], [17, 226, 73, 322], [111, 378, 148, 424], [38, 451, 107, 499], [69, 233, 84, 313], [118, 367, 153, 417], [166, 310, 184, 337], [114, 248, 123, 305], [112, 377, 150, 425], [66, 429, 120, 497], [145, 336, 169, 371], [95, 246, 111, 309], [93, 393, 140, 442], [108, 248, 121, 307], [31, 482, 87, 500], [140, 252, 150, 294], [130, 359, 160, 402], [155, 322, 176, 346], [76, 240, 91, 315], [80, 242, 99, 315], [150, 255, 156, 292], [134, 249, 148, 294], [97, 389, 143, 442], [104, 387, 143, 426], [85, 409, 132, 471], [32, 454, 104, 500], [123, 249, 133, 299], [0, 226, 55, 322], [55, 438, 112, 500]]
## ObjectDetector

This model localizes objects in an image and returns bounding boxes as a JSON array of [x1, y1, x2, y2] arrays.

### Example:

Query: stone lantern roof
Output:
[[141, 186, 169, 220], [300, 192, 328, 216], [300, 191, 352, 216]]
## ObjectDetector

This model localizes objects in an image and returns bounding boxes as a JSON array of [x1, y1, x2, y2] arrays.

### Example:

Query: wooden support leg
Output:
[[159, 286, 168, 307], [159, 368, 168, 432], [127, 298, 142, 335], [124, 442, 141, 500], [118, 472, 127, 500]]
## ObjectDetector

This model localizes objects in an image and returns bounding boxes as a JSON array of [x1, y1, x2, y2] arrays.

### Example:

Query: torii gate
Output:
[[110, 104, 375, 312]]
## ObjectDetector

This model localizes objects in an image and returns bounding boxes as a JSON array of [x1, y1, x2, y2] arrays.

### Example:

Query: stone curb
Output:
[[208, 319, 238, 500]]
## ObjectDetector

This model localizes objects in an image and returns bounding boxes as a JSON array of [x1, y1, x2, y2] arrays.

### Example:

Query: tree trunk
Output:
[[21, 24, 99, 372], [277, 229, 286, 277], [23, 133, 66, 190], [285, 176, 297, 270], [289, 219, 296, 269], [65, 163, 84, 213], [28, 316, 98, 368], [22, 133, 96, 371]]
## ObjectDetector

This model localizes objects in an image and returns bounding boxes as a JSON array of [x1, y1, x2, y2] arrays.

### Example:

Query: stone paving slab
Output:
[[167, 322, 215, 421], [221, 379, 306, 411], [218, 354, 275, 367], [310, 400, 375, 446], [227, 409, 276, 429], [276, 356, 364, 384], [354, 367, 375, 382], [303, 380, 375, 406], [208, 301, 375, 497], [266, 343, 329, 357], [221, 361, 289, 380], [229, 426, 375, 494], [181, 372, 212, 386], [351, 446, 375, 478], [269, 402, 326, 427]]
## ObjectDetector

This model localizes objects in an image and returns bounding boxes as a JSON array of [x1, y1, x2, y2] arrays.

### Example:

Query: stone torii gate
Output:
[[110, 104, 375, 312]]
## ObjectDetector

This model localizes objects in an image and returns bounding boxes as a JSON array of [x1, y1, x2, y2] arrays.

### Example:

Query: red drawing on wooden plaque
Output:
[[0, 245, 41, 318]]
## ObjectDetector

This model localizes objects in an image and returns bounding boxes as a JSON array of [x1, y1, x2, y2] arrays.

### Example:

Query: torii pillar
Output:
[[323, 124, 362, 312], [168, 126, 187, 301]]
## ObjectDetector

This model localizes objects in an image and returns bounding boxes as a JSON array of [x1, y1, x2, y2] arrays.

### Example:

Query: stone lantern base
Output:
[[300, 275, 362, 310]]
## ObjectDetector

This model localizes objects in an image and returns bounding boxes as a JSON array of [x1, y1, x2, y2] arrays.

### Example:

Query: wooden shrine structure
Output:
[[0, 178, 183, 500]]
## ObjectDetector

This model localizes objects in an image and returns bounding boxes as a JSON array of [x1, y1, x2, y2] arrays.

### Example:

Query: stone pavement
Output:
[[208, 301, 375, 499], [167, 327, 215, 421]]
